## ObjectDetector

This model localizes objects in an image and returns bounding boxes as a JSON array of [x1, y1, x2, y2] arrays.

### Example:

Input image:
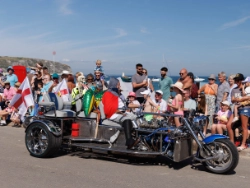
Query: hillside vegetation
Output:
[[0, 56, 71, 74]]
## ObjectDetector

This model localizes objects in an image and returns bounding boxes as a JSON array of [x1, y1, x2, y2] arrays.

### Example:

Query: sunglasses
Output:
[[208, 78, 215, 81], [87, 79, 93, 81], [179, 73, 184, 76]]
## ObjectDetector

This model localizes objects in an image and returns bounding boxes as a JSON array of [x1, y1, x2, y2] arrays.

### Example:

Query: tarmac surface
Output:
[[1, 124, 250, 188]]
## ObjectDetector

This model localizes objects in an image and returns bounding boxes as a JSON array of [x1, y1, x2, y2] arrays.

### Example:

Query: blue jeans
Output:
[[238, 107, 250, 118]]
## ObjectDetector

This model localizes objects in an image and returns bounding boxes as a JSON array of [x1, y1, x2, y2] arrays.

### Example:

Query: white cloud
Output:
[[220, 16, 250, 30], [114, 28, 127, 38], [57, 0, 73, 15], [140, 27, 150, 34], [233, 45, 250, 50]]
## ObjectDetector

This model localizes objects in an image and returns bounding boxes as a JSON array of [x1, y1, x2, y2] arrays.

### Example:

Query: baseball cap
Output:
[[221, 101, 230, 107], [52, 73, 59, 79], [242, 76, 250, 83], [140, 90, 150, 95], [234, 73, 244, 81], [155, 90, 163, 95], [62, 70, 69, 75]]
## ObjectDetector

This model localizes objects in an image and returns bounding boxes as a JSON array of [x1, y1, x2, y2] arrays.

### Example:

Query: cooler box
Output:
[[13, 65, 27, 83]]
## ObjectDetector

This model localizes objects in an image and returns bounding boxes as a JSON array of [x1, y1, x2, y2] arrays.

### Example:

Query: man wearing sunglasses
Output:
[[132, 63, 147, 104], [177, 68, 192, 90]]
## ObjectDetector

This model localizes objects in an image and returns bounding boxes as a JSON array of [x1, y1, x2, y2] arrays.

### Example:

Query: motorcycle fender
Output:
[[203, 134, 228, 144], [25, 119, 62, 136]]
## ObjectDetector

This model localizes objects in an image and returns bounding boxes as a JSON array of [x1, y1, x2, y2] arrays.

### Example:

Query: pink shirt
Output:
[[217, 110, 232, 124], [3, 87, 16, 101]]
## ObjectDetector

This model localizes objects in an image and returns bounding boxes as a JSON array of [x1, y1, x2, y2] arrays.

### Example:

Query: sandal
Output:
[[237, 146, 247, 152]]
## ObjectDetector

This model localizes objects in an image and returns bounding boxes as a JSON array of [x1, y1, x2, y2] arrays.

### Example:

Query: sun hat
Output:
[[52, 73, 59, 79], [7, 66, 14, 72], [140, 90, 150, 95], [14, 82, 21, 87], [242, 76, 250, 83], [221, 101, 230, 107], [171, 82, 184, 92], [155, 90, 163, 95], [234, 73, 244, 81], [128, 92, 136, 97], [4, 80, 10, 85], [208, 74, 216, 80], [30, 70, 36, 74], [62, 70, 69, 75]]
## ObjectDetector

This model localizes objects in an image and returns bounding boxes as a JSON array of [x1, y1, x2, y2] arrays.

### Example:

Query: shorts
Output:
[[144, 114, 153, 121], [239, 107, 250, 118]]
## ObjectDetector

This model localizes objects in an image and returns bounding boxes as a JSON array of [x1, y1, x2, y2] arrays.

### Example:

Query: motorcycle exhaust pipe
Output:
[[193, 155, 219, 162]]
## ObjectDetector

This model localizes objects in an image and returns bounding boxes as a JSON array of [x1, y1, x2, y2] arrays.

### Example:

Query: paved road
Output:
[[1, 126, 250, 188]]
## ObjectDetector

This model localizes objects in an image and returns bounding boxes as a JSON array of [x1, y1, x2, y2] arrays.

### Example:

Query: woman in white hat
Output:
[[168, 82, 185, 127], [211, 101, 232, 135]]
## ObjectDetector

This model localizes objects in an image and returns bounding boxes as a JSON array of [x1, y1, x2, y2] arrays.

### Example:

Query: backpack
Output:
[[191, 83, 198, 99]]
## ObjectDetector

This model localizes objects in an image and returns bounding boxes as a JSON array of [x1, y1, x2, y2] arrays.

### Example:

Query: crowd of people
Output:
[[0, 61, 250, 151]]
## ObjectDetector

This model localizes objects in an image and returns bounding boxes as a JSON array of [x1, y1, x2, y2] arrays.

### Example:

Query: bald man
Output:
[[177, 68, 193, 89]]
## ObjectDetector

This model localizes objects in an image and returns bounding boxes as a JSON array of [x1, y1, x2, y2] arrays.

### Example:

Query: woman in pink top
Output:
[[211, 101, 232, 134], [168, 82, 185, 127], [3, 81, 16, 102]]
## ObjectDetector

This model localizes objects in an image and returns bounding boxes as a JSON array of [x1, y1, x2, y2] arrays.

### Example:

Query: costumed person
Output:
[[71, 75, 87, 111], [101, 77, 139, 148]]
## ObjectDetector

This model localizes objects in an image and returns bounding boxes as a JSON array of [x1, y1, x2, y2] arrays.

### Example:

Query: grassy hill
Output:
[[0, 56, 71, 74]]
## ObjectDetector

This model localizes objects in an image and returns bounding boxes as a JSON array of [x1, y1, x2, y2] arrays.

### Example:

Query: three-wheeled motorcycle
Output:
[[24, 93, 239, 174]]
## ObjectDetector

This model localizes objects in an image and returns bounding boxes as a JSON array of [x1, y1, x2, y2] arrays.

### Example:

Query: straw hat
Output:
[[171, 82, 184, 92]]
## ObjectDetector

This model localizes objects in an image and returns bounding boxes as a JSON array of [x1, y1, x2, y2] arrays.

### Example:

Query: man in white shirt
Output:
[[184, 89, 197, 111], [152, 90, 167, 113]]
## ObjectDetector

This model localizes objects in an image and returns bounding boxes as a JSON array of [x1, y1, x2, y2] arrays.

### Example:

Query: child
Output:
[[0, 102, 15, 125], [126, 92, 140, 113], [211, 101, 232, 135], [34, 82, 43, 103], [232, 77, 250, 122], [94, 59, 105, 79], [10, 108, 21, 127]]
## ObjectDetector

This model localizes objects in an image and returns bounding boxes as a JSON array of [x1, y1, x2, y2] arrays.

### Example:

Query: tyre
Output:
[[25, 122, 62, 158], [202, 139, 239, 174]]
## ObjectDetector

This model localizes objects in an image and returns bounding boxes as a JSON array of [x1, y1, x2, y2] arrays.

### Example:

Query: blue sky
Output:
[[0, 0, 250, 77]]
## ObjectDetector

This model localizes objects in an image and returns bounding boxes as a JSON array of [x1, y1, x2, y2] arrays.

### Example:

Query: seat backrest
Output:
[[99, 102, 106, 120], [75, 94, 82, 112], [48, 93, 63, 110], [42, 93, 51, 103]]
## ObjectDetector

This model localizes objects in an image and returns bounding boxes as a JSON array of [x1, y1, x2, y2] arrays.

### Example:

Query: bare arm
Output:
[[149, 80, 154, 92], [235, 96, 250, 102], [132, 81, 147, 89], [183, 79, 193, 89], [198, 84, 206, 94]]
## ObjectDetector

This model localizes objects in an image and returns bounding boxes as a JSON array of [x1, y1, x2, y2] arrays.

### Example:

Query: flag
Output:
[[54, 79, 69, 102], [10, 77, 34, 116]]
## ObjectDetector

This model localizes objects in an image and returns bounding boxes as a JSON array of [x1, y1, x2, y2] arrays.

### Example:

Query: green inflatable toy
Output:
[[83, 89, 95, 116], [94, 90, 105, 108]]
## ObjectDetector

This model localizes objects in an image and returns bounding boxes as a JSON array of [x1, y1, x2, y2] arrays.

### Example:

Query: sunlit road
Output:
[[0, 126, 250, 188]]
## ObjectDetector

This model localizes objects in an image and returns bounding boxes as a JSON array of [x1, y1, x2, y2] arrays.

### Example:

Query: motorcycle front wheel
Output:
[[202, 139, 239, 174]]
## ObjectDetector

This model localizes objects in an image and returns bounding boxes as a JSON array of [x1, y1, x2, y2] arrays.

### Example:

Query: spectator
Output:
[[10, 108, 21, 127], [228, 74, 237, 107], [37, 75, 52, 102], [227, 73, 250, 151], [132, 63, 147, 104], [94, 70, 107, 90], [152, 90, 167, 113], [67, 75, 76, 94], [159, 67, 173, 101], [3, 81, 16, 102], [143, 68, 154, 93], [184, 88, 197, 111], [198, 74, 218, 127], [6, 66, 18, 87], [140, 90, 158, 121], [61, 70, 69, 81], [43, 67, 49, 75], [178, 68, 192, 89], [0, 101, 15, 126], [48, 73, 59, 93], [127, 92, 140, 113], [26, 68, 34, 85], [168, 82, 185, 127], [216, 71, 230, 111], [34, 82, 43, 103], [0, 68, 7, 94], [197, 93, 208, 135], [29, 62, 44, 76], [86, 73, 96, 91], [211, 101, 232, 135], [14, 82, 21, 92], [187, 72, 198, 99], [31, 71, 42, 91]]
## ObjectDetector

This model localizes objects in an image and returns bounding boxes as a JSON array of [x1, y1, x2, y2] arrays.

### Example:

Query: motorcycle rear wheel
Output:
[[202, 139, 239, 174]]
